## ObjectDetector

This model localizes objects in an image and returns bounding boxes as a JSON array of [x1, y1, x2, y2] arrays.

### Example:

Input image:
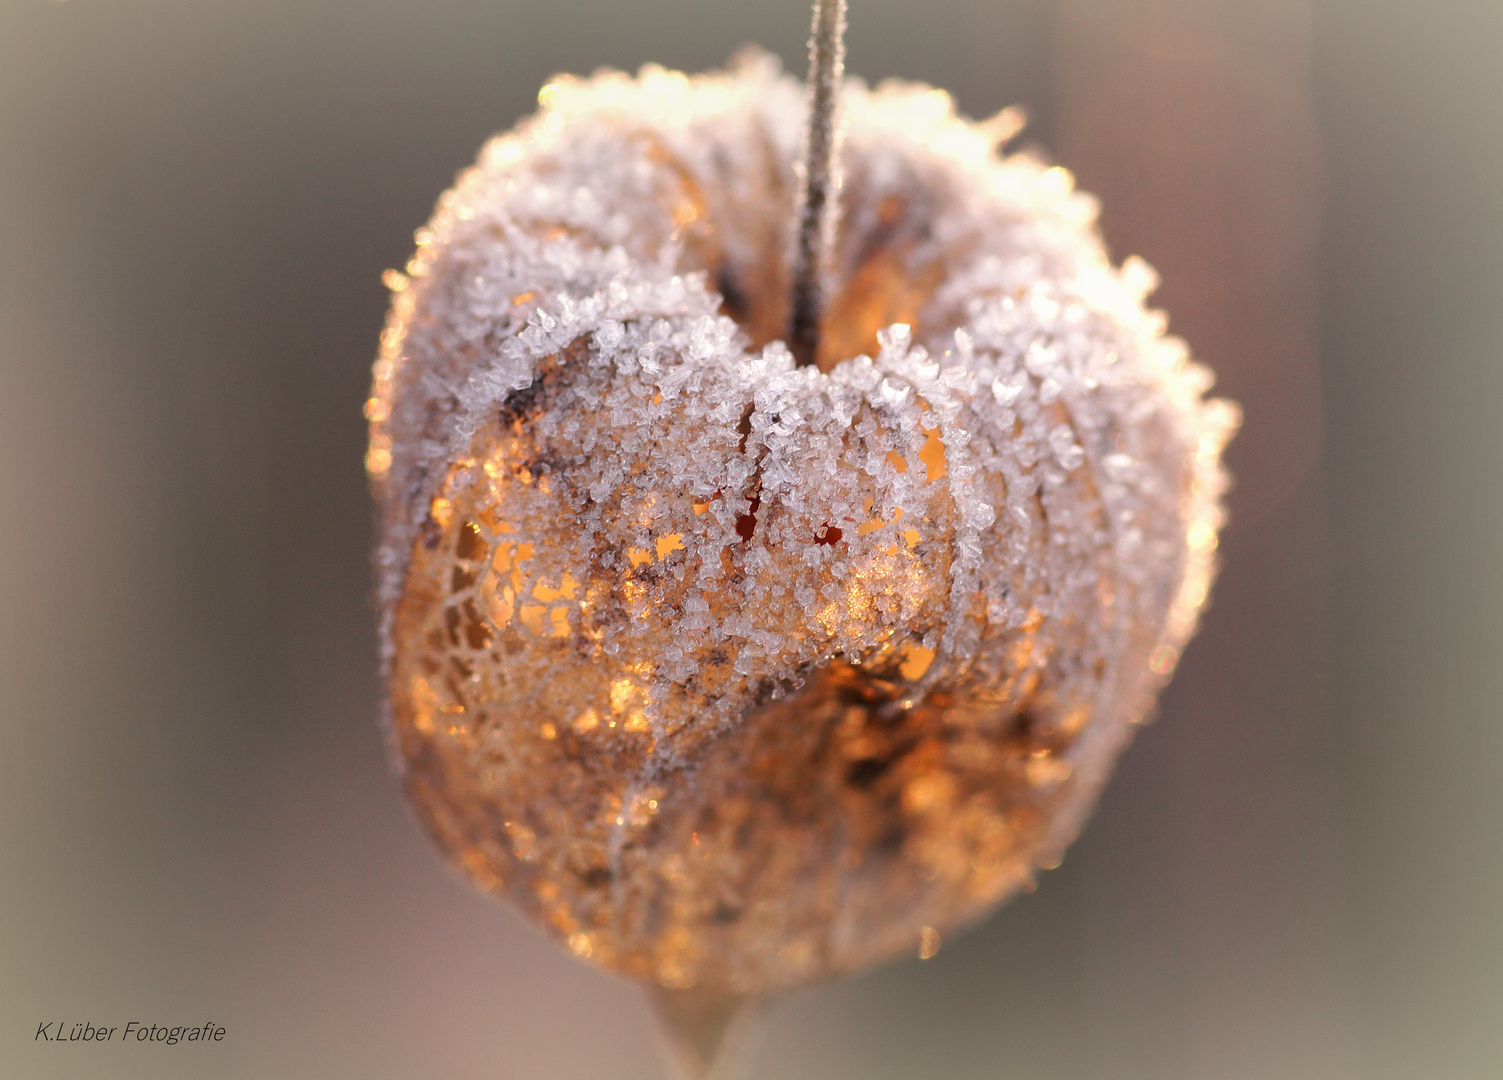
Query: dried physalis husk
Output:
[[367, 53, 1237, 1002]]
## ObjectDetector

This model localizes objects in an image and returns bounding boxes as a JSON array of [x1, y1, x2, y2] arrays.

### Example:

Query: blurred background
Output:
[[2, 0, 1499, 1077]]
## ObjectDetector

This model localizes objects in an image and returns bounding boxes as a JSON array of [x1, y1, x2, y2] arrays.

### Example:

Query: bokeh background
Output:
[[2, 0, 1500, 1077]]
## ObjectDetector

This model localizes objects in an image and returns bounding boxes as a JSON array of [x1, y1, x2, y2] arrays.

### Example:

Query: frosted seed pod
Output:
[[367, 51, 1236, 1001]]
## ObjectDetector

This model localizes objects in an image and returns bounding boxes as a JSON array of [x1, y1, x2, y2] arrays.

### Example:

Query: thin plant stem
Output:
[[787, 0, 846, 368]]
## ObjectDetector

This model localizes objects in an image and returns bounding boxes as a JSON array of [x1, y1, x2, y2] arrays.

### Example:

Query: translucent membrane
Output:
[[368, 52, 1237, 1000]]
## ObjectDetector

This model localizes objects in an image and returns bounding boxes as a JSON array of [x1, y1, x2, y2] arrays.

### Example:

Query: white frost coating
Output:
[[366, 52, 1238, 991], [376, 59, 1227, 659]]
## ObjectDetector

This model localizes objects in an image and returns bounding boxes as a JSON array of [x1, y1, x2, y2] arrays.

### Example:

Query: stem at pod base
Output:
[[649, 986, 766, 1080]]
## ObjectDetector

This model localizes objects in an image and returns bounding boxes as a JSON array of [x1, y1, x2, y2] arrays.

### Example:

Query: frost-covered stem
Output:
[[788, 0, 846, 369]]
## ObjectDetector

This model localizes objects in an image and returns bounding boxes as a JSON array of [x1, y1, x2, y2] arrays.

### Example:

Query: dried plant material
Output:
[[368, 53, 1237, 998]]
